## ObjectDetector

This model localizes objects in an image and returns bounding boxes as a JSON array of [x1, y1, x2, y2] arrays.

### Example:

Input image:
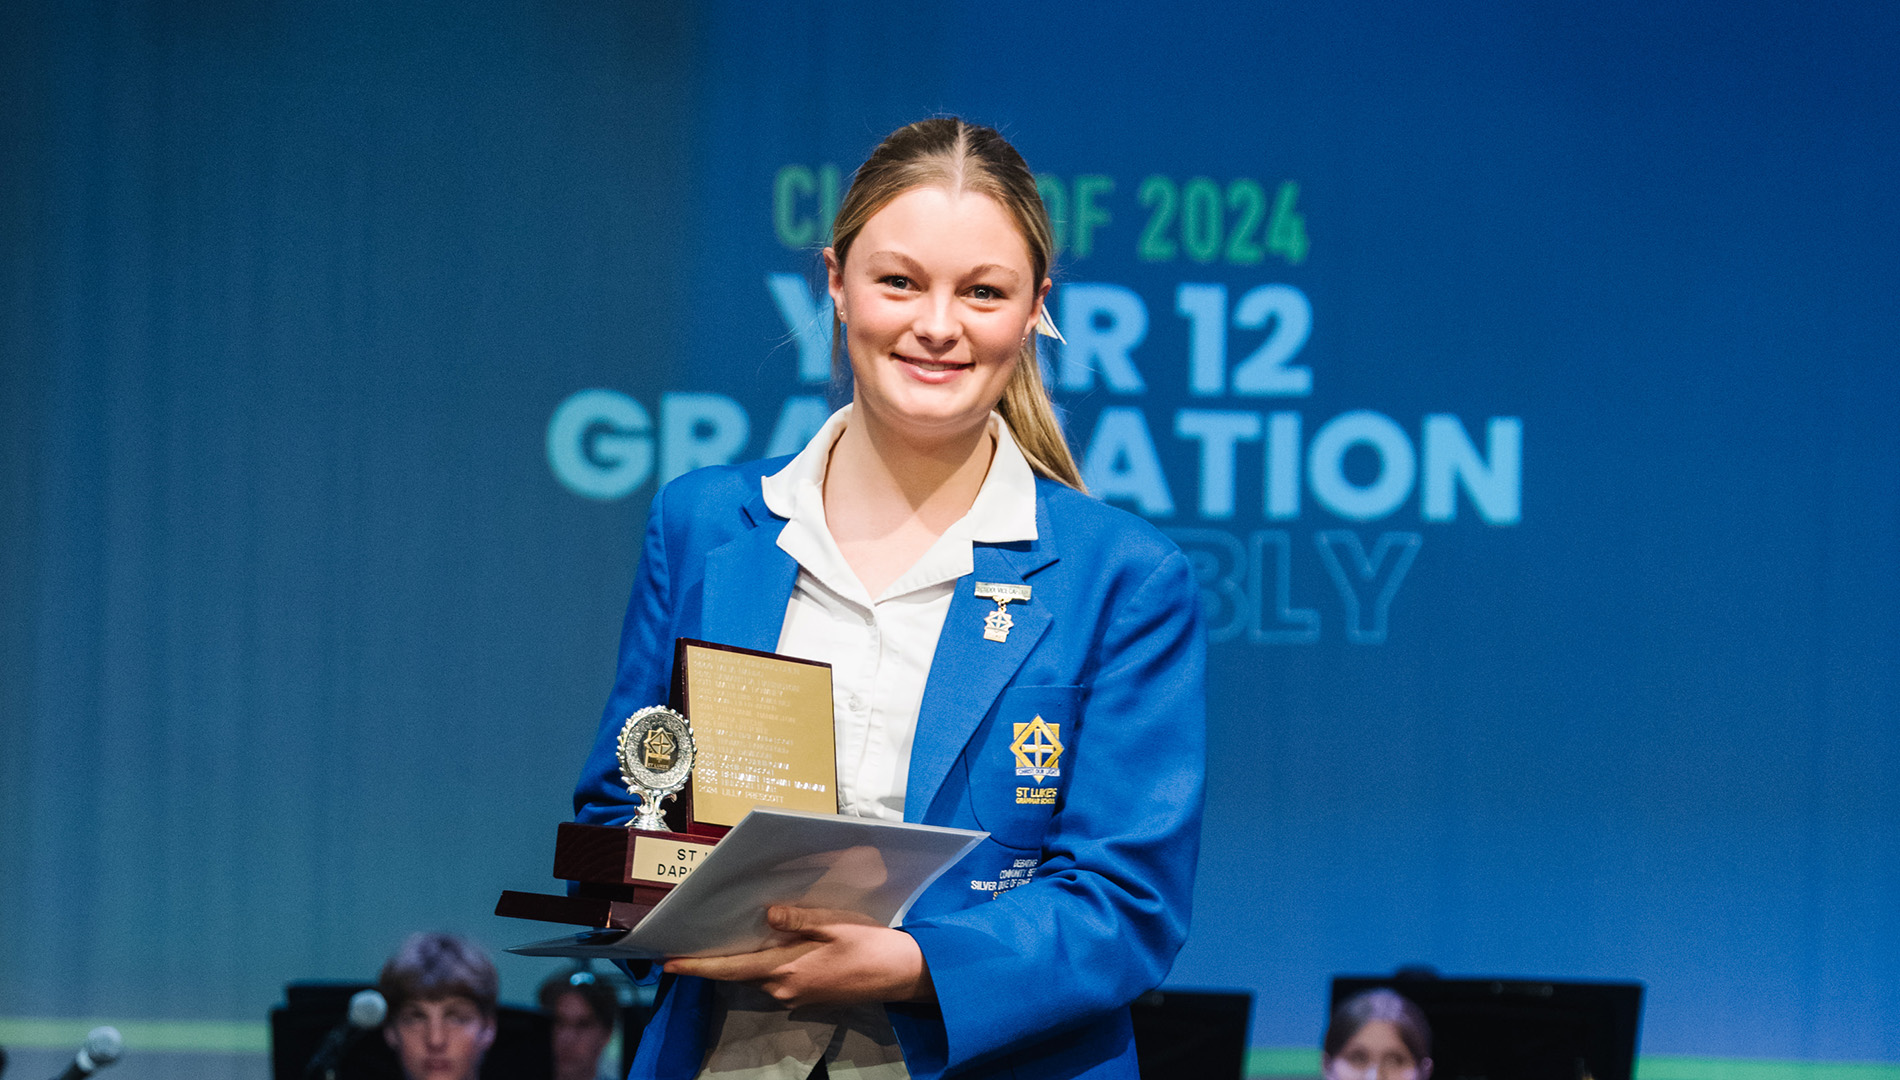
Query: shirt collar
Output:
[[761, 405, 1039, 543], [760, 405, 1040, 604]]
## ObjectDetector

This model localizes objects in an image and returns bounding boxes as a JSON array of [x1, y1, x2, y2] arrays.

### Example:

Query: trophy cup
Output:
[[618, 705, 694, 831], [496, 639, 838, 930]]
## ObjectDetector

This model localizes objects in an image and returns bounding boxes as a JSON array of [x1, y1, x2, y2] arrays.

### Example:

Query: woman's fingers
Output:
[[660, 910, 932, 1007], [663, 939, 819, 982], [764, 904, 879, 936]]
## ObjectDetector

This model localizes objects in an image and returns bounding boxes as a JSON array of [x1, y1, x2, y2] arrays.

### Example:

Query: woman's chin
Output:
[[862, 397, 993, 441]]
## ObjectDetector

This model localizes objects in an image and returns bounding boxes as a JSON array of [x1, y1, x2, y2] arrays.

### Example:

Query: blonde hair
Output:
[[830, 117, 1085, 491]]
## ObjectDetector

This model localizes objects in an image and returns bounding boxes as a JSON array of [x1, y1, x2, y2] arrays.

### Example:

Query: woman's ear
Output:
[[824, 247, 846, 318], [1027, 277, 1053, 339]]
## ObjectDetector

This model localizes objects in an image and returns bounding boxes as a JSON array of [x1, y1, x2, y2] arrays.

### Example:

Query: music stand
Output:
[[1329, 974, 1643, 1080], [270, 982, 552, 1080], [1132, 987, 1253, 1079]]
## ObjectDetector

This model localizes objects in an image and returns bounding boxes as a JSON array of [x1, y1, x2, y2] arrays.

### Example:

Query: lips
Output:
[[896, 353, 973, 379]]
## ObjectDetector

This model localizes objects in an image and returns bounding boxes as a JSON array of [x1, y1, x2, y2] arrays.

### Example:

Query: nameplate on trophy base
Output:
[[630, 833, 719, 885]]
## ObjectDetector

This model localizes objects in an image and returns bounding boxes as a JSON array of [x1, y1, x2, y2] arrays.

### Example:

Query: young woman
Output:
[[1322, 990, 1434, 1080], [573, 117, 1206, 1080]]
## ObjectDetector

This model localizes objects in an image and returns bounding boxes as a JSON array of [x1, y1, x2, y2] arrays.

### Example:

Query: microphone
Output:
[[302, 989, 387, 1080], [52, 1026, 121, 1080]]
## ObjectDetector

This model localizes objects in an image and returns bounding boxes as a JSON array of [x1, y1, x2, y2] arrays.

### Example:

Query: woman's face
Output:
[[1324, 1019, 1429, 1080], [826, 185, 1047, 446]]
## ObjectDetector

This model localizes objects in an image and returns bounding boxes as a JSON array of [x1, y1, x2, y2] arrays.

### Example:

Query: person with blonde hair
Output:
[[574, 116, 1206, 1080]]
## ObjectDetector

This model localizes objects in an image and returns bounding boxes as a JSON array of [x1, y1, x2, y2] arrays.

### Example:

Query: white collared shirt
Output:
[[694, 407, 1039, 1080], [760, 404, 1039, 821]]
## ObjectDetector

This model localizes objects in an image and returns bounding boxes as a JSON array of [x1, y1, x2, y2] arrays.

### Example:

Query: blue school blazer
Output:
[[573, 457, 1207, 1080]]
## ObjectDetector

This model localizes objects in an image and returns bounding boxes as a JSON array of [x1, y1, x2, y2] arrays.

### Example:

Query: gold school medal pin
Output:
[[974, 581, 1032, 642]]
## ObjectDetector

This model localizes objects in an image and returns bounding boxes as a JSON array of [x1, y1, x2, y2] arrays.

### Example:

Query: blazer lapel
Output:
[[906, 537, 1060, 822], [700, 491, 798, 653]]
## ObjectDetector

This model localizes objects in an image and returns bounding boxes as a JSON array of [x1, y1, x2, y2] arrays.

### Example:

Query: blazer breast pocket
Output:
[[967, 684, 1083, 851]]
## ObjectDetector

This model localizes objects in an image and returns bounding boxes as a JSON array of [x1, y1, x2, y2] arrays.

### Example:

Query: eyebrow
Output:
[[860, 250, 1025, 284], [964, 262, 1025, 284]]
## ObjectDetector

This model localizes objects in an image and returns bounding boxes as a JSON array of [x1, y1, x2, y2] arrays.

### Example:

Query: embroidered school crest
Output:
[[1010, 714, 1064, 783]]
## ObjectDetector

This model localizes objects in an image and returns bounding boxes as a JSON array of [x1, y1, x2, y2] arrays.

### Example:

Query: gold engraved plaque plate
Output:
[[678, 640, 838, 827]]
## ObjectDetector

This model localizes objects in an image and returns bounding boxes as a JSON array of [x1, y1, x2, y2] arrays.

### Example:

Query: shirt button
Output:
[[847, 694, 867, 712]]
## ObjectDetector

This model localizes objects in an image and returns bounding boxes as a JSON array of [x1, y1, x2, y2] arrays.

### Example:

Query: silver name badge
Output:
[[974, 582, 1032, 643]]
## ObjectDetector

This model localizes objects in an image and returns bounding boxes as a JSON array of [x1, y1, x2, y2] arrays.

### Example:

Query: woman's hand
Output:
[[663, 906, 937, 1008]]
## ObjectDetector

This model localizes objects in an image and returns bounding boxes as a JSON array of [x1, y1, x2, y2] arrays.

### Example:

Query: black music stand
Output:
[[270, 982, 551, 1080], [1330, 973, 1643, 1080], [1132, 987, 1253, 1079]]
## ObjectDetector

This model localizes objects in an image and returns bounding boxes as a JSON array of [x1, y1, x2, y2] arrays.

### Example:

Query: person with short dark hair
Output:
[[1323, 989, 1434, 1080], [538, 968, 618, 1080], [378, 932, 499, 1080]]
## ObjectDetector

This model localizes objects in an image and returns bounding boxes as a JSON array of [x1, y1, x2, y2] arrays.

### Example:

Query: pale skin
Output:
[[661, 184, 1050, 1008], [1324, 1019, 1432, 1080], [383, 996, 496, 1080]]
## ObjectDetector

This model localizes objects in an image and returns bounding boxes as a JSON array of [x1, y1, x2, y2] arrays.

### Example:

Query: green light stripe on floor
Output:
[[1249, 1046, 1323, 1076], [3, 1022, 1895, 1077], [0, 1017, 269, 1054]]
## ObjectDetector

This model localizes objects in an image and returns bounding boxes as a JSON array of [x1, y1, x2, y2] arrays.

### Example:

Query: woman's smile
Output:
[[896, 353, 973, 378]]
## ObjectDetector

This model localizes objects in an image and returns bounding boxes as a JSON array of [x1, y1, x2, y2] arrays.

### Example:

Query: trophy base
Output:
[[496, 822, 728, 929], [551, 822, 724, 883], [494, 889, 661, 929]]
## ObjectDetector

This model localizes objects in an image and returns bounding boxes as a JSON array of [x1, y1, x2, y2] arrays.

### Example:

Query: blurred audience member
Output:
[[378, 932, 498, 1080], [1323, 989, 1434, 1080], [539, 967, 619, 1080]]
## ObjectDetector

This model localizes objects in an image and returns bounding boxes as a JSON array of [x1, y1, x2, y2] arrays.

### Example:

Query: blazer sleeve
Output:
[[573, 482, 679, 826], [900, 544, 1208, 1070]]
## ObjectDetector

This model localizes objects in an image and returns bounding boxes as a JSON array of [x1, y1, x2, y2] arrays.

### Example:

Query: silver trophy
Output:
[[615, 705, 696, 832]]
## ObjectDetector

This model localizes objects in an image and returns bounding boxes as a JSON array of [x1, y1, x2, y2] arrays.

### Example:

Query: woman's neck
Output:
[[821, 409, 996, 599]]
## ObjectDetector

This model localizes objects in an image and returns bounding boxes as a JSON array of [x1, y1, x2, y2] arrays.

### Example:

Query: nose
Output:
[[424, 1016, 451, 1049], [911, 292, 958, 352]]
